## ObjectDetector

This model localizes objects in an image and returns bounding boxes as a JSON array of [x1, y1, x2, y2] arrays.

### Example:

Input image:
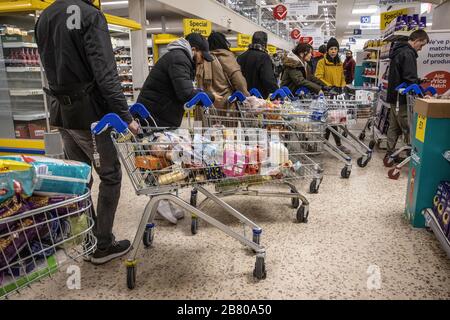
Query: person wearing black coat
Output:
[[237, 31, 278, 99], [385, 29, 429, 156], [36, 0, 140, 265], [137, 34, 216, 127]]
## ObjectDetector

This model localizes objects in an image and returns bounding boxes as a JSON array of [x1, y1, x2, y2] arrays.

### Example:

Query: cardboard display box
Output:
[[414, 98, 450, 118], [28, 120, 47, 140], [14, 122, 30, 139]]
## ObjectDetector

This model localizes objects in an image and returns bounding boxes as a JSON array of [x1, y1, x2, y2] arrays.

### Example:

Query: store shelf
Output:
[[424, 209, 450, 259], [10, 89, 44, 96], [380, 58, 390, 62], [382, 31, 412, 42], [117, 64, 132, 67], [364, 47, 381, 52], [2, 42, 37, 48], [363, 59, 378, 63], [6, 66, 41, 73], [362, 75, 378, 79], [121, 82, 133, 87], [119, 73, 133, 76], [116, 55, 131, 58], [13, 111, 48, 121]]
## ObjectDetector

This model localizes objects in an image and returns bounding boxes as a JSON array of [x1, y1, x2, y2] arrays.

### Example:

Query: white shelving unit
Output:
[[3, 42, 37, 48], [6, 66, 41, 72], [9, 89, 44, 96]]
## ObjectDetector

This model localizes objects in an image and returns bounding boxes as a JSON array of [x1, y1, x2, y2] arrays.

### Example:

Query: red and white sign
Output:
[[290, 28, 301, 40], [273, 4, 288, 21], [299, 36, 313, 45]]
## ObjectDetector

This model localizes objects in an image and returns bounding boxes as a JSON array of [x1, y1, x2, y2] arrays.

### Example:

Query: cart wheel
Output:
[[357, 157, 370, 168], [369, 140, 376, 150], [383, 155, 395, 168], [309, 180, 320, 194], [190, 190, 197, 207], [253, 256, 266, 280], [341, 167, 351, 179], [359, 133, 366, 141], [142, 226, 154, 248], [126, 265, 136, 290], [191, 217, 198, 235], [388, 168, 400, 180], [291, 189, 300, 208], [296, 206, 308, 223], [342, 131, 348, 138]]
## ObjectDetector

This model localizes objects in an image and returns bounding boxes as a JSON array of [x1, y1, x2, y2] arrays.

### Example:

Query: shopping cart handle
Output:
[[402, 84, 422, 95], [422, 86, 437, 96], [249, 88, 263, 98], [129, 103, 151, 119], [270, 88, 288, 101], [184, 92, 214, 109], [395, 82, 408, 91], [228, 91, 247, 103], [91, 113, 128, 135], [295, 87, 310, 96], [281, 86, 294, 97]]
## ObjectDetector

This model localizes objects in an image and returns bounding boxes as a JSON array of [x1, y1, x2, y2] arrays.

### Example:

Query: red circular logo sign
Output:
[[291, 28, 301, 40], [273, 4, 288, 21]]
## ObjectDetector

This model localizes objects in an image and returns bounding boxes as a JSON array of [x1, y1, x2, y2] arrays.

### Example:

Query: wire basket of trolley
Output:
[[91, 93, 312, 289], [204, 88, 325, 194], [383, 83, 438, 180], [1, 187, 96, 299]]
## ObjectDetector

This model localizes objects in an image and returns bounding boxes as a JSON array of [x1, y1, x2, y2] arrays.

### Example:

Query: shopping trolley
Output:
[[384, 84, 437, 180], [91, 93, 310, 289], [1, 190, 96, 299], [218, 89, 325, 194]]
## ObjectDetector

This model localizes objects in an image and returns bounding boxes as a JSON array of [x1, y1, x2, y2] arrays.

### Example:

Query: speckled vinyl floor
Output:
[[10, 139, 450, 300]]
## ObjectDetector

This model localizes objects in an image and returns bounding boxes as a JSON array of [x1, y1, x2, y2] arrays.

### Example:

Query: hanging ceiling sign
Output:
[[267, 45, 277, 55], [290, 28, 302, 40], [380, 7, 414, 30], [273, 4, 288, 21], [183, 19, 212, 37], [378, 0, 418, 5], [360, 16, 371, 24], [286, 1, 319, 16], [237, 34, 252, 47], [299, 36, 313, 45]]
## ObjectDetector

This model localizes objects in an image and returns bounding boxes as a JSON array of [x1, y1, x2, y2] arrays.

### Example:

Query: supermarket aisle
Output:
[[13, 151, 450, 300]]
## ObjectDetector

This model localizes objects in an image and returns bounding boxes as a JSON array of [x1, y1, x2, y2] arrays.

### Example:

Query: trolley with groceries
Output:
[[202, 89, 325, 194], [91, 93, 317, 289], [383, 83, 438, 180]]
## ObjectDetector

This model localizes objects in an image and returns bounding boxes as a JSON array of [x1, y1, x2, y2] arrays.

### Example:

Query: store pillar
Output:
[[129, 0, 149, 101]]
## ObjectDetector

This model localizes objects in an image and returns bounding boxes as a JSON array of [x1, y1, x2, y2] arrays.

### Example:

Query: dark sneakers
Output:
[[90, 240, 132, 265]]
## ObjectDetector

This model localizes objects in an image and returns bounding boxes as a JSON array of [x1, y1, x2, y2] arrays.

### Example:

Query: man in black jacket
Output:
[[36, 0, 139, 265], [237, 31, 278, 99], [137, 33, 217, 128], [386, 29, 429, 156]]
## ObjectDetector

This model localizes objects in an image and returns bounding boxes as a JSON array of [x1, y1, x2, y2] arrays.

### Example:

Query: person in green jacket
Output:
[[280, 43, 328, 94]]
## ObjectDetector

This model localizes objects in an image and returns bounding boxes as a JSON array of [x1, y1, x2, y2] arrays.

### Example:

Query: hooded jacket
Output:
[[237, 45, 278, 99], [137, 38, 214, 127], [35, 0, 132, 130], [315, 55, 346, 88], [212, 49, 249, 96], [280, 51, 325, 94], [386, 41, 420, 105]]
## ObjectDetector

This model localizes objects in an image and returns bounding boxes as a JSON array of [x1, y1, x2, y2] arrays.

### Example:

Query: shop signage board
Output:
[[354, 29, 362, 35], [418, 31, 450, 95], [237, 34, 252, 47], [273, 4, 288, 21], [290, 28, 301, 40], [267, 45, 277, 55], [183, 19, 212, 37], [299, 36, 313, 45], [360, 16, 371, 24], [349, 37, 356, 44], [378, 0, 418, 5], [286, 1, 319, 16], [380, 7, 414, 30]]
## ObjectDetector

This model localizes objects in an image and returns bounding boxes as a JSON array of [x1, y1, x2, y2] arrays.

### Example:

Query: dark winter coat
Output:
[[343, 57, 356, 84], [237, 45, 278, 99], [35, 0, 132, 130], [280, 52, 325, 94], [137, 38, 214, 127], [387, 42, 420, 105]]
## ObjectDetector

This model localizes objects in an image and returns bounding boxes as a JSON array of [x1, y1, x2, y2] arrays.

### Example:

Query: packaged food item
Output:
[[223, 149, 248, 177], [1, 156, 90, 196], [0, 196, 30, 234], [135, 156, 169, 171], [0, 159, 36, 203], [157, 166, 188, 185], [269, 141, 289, 165]]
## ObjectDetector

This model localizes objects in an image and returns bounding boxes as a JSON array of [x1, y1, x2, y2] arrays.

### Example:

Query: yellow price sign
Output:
[[237, 34, 252, 47], [267, 45, 277, 55], [415, 115, 427, 143], [183, 19, 212, 37], [380, 8, 413, 31]]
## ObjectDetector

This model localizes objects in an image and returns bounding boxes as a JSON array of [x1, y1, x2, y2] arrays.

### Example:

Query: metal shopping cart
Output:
[[91, 93, 310, 289], [213, 89, 325, 194], [384, 84, 437, 180], [1, 190, 96, 299]]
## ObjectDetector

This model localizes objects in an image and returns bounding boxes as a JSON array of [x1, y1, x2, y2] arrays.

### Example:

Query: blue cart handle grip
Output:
[[249, 88, 263, 98], [270, 88, 288, 101], [228, 91, 247, 103], [422, 86, 437, 96], [395, 82, 408, 91], [184, 92, 214, 109], [91, 113, 128, 135], [295, 87, 310, 96], [402, 84, 422, 95], [281, 86, 296, 98], [129, 103, 151, 119]]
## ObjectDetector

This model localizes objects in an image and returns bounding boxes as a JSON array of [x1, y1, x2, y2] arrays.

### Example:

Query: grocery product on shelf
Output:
[[382, 14, 428, 39]]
